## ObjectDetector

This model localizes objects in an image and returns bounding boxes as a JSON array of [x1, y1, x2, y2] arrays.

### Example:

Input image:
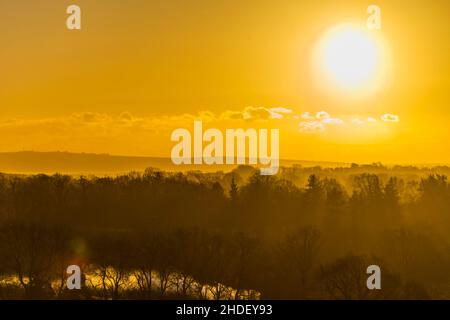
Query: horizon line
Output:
[[1, 150, 450, 167]]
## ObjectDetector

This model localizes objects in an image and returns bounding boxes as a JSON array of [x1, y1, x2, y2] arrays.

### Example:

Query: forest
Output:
[[0, 163, 449, 300]]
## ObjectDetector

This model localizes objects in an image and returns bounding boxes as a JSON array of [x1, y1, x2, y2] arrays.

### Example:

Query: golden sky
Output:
[[1, 0, 449, 164]]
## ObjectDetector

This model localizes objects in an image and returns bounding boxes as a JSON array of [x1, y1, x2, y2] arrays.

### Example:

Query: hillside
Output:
[[0, 151, 348, 175]]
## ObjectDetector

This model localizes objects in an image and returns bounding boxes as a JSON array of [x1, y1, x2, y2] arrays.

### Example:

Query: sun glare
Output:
[[313, 24, 389, 95]]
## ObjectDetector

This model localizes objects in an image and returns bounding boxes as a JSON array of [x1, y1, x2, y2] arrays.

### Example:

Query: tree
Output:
[[278, 227, 321, 298], [229, 175, 239, 204]]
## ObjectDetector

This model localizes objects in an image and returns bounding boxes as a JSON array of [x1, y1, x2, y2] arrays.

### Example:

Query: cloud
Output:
[[299, 121, 325, 133], [381, 113, 400, 122], [71, 112, 111, 123], [222, 106, 293, 121], [119, 111, 133, 121], [297, 111, 400, 133], [299, 111, 344, 133], [242, 107, 272, 120], [301, 112, 315, 120], [351, 118, 365, 125], [322, 117, 344, 125], [270, 107, 293, 115], [316, 111, 331, 120], [0, 106, 294, 143], [221, 110, 242, 120], [0, 109, 400, 149]]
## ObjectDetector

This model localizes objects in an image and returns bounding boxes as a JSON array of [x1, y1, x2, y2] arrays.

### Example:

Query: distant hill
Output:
[[0, 151, 349, 175]]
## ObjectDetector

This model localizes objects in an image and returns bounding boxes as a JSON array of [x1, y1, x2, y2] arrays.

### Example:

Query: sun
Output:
[[323, 28, 378, 87], [313, 24, 389, 95]]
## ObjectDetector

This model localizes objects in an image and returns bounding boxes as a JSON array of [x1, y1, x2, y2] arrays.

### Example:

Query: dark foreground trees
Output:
[[0, 167, 448, 299]]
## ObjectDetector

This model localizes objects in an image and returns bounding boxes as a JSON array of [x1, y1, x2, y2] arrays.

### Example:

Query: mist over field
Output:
[[0, 163, 449, 299]]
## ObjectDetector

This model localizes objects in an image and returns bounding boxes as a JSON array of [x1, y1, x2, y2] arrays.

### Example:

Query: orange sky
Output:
[[1, 0, 449, 164]]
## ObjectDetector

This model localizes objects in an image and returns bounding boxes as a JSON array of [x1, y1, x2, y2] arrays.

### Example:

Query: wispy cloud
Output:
[[351, 118, 365, 125], [222, 106, 293, 121], [297, 111, 400, 133], [299, 121, 325, 133], [301, 112, 315, 120], [381, 113, 400, 122], [0, 108, 401, 149], [299, 111, 344, 133]]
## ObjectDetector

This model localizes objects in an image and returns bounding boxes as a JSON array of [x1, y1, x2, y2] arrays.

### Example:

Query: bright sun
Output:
[[314, 24, 389, 94]]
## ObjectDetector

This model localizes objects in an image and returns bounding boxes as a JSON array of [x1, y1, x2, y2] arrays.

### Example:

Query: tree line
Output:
[[0, 165, 449, 299]]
